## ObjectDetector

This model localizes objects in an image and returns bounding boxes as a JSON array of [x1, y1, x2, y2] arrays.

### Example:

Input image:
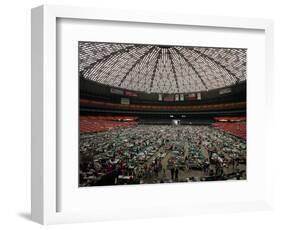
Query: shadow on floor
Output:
[[18, 212, 32, 221]]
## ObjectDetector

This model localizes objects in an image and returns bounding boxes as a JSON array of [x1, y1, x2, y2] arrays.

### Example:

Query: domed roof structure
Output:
[[79, 42, 246, 94]]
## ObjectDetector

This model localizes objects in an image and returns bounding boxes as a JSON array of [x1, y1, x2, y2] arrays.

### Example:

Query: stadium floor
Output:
[[79, 124, 246, 186]]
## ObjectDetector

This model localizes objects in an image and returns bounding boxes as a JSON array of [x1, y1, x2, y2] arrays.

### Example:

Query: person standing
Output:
[[162, 167, 166, 178], [170, 167, 175, 181], [204, 160, 210, 175], [175, 167, 179, 182]]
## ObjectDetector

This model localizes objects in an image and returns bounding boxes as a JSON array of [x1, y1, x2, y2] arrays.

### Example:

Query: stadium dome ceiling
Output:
[[79, 42, 246, 94]]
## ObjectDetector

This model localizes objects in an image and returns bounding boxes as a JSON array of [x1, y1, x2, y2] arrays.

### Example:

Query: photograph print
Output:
[[79, 42, 247, 187]]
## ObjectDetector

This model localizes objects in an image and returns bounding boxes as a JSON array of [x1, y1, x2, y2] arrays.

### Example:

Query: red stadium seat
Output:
[[212, 119, 246, 140], [80, 116, 138, 133]]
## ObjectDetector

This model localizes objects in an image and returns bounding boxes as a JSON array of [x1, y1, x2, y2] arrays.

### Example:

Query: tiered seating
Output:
[[214, 116, 246, 122], [80, 99, 246, 112], [213, 122, 246, 139], [80, 116, 138, 133]]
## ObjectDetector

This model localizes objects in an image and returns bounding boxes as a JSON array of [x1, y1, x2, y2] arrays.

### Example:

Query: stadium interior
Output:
[[79, 42, 247, 186]]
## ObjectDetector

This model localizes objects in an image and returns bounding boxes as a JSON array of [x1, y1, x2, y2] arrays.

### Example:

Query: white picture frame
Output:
[[31, 4, 274, 225]]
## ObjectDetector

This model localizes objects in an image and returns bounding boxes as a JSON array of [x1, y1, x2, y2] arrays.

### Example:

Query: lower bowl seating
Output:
[[80, 116, 138, 133], [212, 121, 246, 139]]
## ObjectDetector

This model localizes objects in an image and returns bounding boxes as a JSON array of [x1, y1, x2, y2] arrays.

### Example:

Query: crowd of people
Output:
[[79, 124, 246, 187]]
